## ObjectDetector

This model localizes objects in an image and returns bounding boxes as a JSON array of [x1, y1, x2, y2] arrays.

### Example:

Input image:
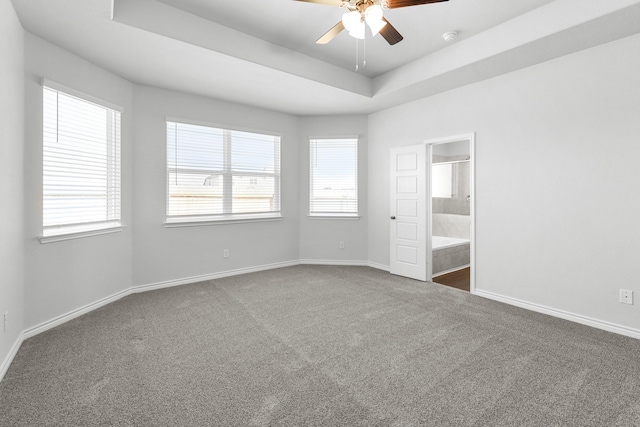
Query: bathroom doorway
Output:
[[427, 134, 475, 292], [389, 134, 475, 289]]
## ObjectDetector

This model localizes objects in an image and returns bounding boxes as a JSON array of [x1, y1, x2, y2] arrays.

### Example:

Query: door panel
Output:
[[396, 222, 417, 240], [396, 152, 417, 170], [397, 176, 417, 193], [397, 199, 418, 217], [390, 145, 427, 281], [397, 245, 418, 264]]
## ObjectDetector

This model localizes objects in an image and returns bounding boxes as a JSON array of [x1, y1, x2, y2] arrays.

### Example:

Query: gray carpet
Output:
[[1, 265, 639, 426]]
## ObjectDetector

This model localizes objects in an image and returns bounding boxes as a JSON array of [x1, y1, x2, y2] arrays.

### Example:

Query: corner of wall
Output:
[[0, 0, 26, 383]]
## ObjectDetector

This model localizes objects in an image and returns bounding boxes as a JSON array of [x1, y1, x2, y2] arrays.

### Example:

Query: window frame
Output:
[[164, 118, 282, 227], [309, 137, 359, 219], [39, 79, 124, 244]]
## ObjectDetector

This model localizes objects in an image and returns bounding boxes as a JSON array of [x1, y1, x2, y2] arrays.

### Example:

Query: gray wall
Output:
[[0, 0, 25, 369], [131, 85, 300, 286], [368, 33, 640, 332], [298, 116, 368, 262], [23, 34, 134, 330]]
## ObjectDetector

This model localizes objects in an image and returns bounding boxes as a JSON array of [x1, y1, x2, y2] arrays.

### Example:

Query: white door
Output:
[[390, 145, 427, 281]]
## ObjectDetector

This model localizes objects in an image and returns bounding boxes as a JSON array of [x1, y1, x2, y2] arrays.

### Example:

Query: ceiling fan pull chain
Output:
[[363, 34, 367, 69], [355, 37, 359, 72]]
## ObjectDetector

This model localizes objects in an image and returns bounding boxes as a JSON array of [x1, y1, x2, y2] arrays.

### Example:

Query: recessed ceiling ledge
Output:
[[113, 0, 373, 98], [373, 0, 640, 97]]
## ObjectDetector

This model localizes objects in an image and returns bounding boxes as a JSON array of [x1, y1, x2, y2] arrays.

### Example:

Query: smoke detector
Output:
[[443, 31, 458, 42]]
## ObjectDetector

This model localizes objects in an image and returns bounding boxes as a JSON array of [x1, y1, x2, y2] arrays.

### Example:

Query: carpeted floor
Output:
[[1, 265, 639, 426]]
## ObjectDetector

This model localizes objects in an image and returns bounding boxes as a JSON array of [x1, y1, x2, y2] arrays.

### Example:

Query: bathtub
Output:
[[432, 235, 469, 250], [432, 235, 470, 275]]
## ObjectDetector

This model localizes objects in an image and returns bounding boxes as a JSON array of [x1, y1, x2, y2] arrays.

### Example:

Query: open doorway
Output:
[[389, 134, 474, 288], [427, 135, 474, 292]]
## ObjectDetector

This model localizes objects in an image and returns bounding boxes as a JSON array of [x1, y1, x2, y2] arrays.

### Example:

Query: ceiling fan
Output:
[[295, 0, 449, 45]]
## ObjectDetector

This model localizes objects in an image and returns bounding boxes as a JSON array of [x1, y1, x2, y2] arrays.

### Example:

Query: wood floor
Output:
[[433, 267, 470, 292]]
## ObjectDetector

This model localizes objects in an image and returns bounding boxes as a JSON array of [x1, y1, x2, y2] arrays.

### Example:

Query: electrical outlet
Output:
[[223, 249, 230, 258], [339, 241, 345, 249], [620, 289, 633, 305], [3, 312, 7, 332]]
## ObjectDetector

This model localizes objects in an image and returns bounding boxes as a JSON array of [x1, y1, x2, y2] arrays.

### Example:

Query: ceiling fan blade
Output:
[[293, 0, 344, 6], [316, 21, 345, 44], [379, 18, 403, 45], [386, 0, 448, 9]]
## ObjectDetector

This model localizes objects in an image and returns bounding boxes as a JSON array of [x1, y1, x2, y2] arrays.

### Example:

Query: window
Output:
[[42, 83, 122, 240], [309, 138, 358, 217], [166, 121, 281, 222]]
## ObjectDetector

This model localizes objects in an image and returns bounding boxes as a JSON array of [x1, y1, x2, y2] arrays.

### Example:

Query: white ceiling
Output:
[[155, 0, 555, 77], [10, 0, 640, 115]]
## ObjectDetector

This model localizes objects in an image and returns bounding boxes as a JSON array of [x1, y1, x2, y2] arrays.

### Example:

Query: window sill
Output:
[[164, 213, 283, 228], [308, 215, 360, 220], [39, 224, 125, 244]]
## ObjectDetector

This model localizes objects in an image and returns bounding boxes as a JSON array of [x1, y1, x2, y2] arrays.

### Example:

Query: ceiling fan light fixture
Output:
[[342, 10, 363, 33], [349, 28, 366, 39], [365, 5, 387, 36]]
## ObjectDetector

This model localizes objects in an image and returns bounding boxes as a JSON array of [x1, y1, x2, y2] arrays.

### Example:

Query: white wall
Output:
[[0, 0, 25, 370], [23, 34, 134, 330], [368, 34, 640, 332], [131, 85, 300, 286], [298, 116, 369, 263]]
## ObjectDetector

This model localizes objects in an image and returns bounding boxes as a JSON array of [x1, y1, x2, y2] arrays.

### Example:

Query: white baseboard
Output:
[[132, 260, 300, 294], [0, 332, 24, 383], [24, 288, 131, 339], [366, 261, 390, 272], [299, 259, 369, 267], [474, 289, 640, 340]]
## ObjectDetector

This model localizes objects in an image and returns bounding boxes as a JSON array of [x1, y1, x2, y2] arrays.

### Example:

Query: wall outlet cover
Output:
[[620, 289, 633, 305]]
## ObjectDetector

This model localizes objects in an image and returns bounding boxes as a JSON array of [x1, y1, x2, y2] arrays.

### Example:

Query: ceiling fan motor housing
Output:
[[343, 0, 387, 12]]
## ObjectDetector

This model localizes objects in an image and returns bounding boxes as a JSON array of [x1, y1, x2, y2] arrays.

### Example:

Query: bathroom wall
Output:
[[432, 214, 470, 240]]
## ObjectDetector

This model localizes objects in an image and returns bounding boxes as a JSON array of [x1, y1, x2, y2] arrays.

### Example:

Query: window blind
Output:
[[167, 121, 281, 219], [42, 85, 122, 237], [309, 138, 358, 216]]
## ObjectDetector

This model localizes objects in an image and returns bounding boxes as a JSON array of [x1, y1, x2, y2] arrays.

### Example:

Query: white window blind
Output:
[[309, 138, 358, 216], [42, 85, 122, 237], [166, 121, 281, 220]]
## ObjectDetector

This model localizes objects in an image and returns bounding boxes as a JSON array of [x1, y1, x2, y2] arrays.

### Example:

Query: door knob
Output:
[[390, 216, 396, 220]]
